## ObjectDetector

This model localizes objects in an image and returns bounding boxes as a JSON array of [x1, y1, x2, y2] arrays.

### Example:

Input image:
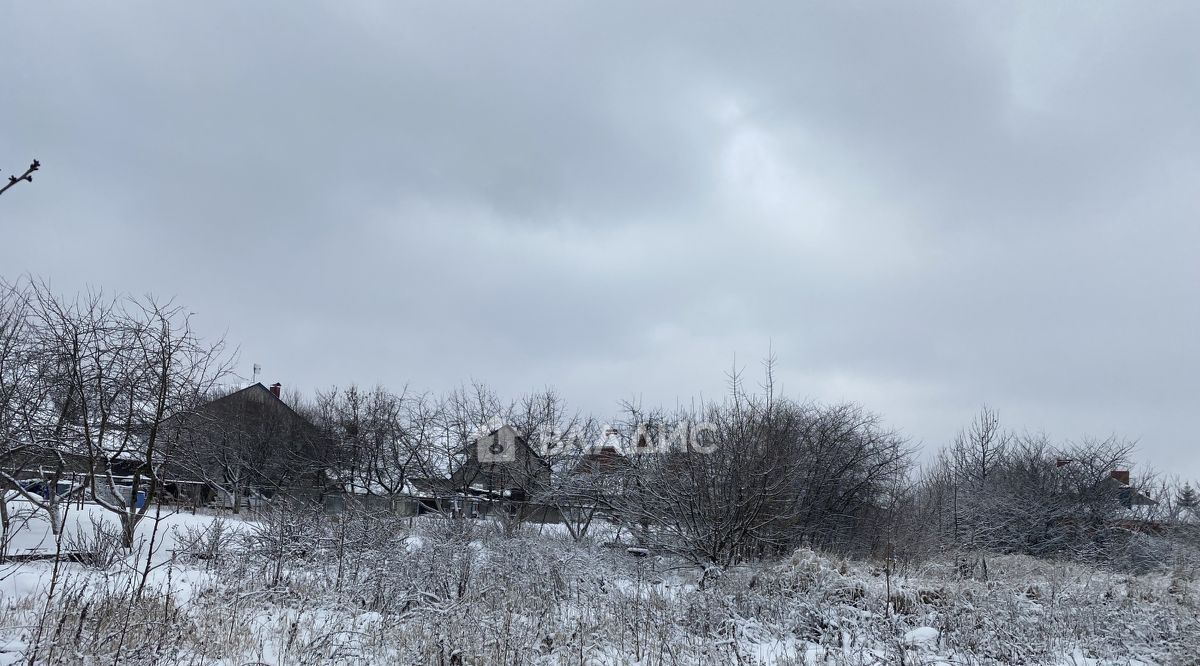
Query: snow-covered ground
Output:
[[3, 499, 229, 558], [0, 504, 1196, 664]]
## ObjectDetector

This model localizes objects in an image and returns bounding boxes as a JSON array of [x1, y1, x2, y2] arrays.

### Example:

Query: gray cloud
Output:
[[3, 1, 1197, 479]]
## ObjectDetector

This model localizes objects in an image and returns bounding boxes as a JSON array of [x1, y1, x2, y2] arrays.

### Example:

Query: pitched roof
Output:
[[459, 424, 548, 464], [569, 444, 630, 475]]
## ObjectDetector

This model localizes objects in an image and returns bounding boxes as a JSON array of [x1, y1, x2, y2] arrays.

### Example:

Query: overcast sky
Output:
[[3, 2, 1197, 479]]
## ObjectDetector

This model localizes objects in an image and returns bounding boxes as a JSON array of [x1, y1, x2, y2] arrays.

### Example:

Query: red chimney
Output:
[[1110, 470, 1130, 485], [269, 383, 281, 399]]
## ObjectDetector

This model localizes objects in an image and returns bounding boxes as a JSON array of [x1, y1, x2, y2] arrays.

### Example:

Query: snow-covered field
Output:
[[0, 503, 1197, 665]]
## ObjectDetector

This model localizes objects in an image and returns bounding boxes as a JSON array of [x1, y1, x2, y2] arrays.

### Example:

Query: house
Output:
[[1102, 470, 1157, 509], [328, 426, 559, 520], [450, 425, 550, 502], [568, 429, 631, 476], [561, 430, 632, 506], [161, 382, 333, 510]]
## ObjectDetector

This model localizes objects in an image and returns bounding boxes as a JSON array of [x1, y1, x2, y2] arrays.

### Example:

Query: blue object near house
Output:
[[134, 490, 146, 508]]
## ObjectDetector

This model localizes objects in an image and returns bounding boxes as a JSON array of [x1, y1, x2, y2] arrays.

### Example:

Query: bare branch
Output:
[[0, 159, 40, 198]]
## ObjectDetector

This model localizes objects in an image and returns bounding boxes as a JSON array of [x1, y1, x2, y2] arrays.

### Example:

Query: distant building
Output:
[[162, 382, 332, 509], [449, 425, 550, 501], [1103, 469, 1157, 509], [568, 428, 631, 476]]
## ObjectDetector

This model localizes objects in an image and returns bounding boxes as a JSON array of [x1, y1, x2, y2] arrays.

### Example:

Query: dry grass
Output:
[[1, 512, 1197, 665]]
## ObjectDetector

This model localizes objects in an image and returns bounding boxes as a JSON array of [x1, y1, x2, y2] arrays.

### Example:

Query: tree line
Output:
[[2, 278, 1194, 571]]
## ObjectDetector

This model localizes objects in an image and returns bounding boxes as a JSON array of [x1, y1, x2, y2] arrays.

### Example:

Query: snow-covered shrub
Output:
[[5, 509, 1200, 664], [239, 501, 329, 586], [61, 513, 123, 569], [174, 515, 232, 568], [770, 547, 866, 610]]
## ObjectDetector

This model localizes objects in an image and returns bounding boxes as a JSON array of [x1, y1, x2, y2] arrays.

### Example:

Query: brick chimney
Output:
[[269, 382, 281, 399], [1110, 470, 1130, 485]]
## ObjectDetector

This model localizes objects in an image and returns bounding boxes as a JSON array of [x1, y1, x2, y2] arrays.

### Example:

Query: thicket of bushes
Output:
[[4, 506, 1197, 665]]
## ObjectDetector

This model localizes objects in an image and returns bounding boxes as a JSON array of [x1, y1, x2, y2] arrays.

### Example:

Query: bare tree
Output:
[[315, 384, 441, 507], [607, 364, 913, 566], [782, 401, 913, 553], [514, 394, 614, 540], [438, 382, 513, 467], [913, 408, 1148, 570], [0, 278, 88, 543], [6, 282, 232, 547], [944, 406, 1011, 576]]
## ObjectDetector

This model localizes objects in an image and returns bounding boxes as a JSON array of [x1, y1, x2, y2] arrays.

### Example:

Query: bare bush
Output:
[[62, 513, 124, 569], [608, 363, 913, 568]]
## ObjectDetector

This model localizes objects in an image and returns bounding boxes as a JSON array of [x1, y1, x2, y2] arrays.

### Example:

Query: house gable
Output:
[[160, 383, 332, 493], [451, 425, 551, 498]]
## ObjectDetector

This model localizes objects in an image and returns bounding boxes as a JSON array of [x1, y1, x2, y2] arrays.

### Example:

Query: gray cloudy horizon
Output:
[[3, 2, 1197, 479]]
